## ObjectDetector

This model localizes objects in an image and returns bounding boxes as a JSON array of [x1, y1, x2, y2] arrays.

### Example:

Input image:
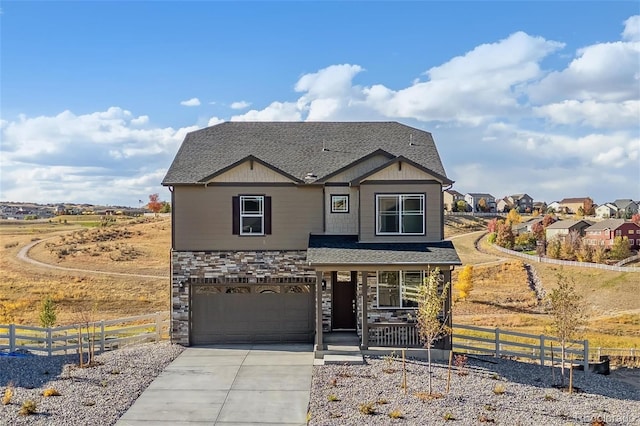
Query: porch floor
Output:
[[315, 331, 364, 365]]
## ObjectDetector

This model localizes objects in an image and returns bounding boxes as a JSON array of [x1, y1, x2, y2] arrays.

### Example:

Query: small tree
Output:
[[546, 237, 561, 259], [542, 214, 556, 228], [416, 268, 451, 395], [609, 236, 631, 260], [631, 213, 640, 225], [575, 240, 593, 263], [547, 272, 586, 387], [507, 209, 522, 225], [147, 193, 162, 215], [487, 218, 500, 233], [39, 297, 57, 328], [455, 265, 473, 301], [477, 198, 488, 212], [495, 220, 515, 249], [456, 200, 468, 212], [592, 244, 608, 264], [159, 201, 171, 213]]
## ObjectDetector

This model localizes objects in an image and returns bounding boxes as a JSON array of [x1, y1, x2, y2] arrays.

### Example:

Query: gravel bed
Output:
[[309, 355, 640, 425], [0, 342, 184, 425]]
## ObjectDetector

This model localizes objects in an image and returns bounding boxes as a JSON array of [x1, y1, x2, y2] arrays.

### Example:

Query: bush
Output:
[[19, 400, 37, 416], [487, 232, 497, 244]]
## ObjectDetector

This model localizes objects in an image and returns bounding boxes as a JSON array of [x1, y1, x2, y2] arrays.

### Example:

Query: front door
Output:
[[332, 271, 357, 329]]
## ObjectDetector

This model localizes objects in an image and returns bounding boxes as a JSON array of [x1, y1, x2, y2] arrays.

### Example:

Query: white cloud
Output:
[[231, 101, 302, 121], [533, 100, 640, 128], [207, 116, 224, 126], [180, 97, 201, 107], [230, 101, 251, 110], [622, 15, 640, 41], [0, 107, 198, 205]]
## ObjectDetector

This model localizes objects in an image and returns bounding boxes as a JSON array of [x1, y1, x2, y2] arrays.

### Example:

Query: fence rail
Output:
[[368, 322, 422, 347], [491, 243, 640, 272], [0, 312, 169, 356], [452, 323, 589, 372]]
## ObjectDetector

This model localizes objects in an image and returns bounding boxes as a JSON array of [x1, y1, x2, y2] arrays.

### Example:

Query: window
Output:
[[232, 195, 272, 236], [376, 194, 425, 235], [615, 230, 622, 236], [377, 271, 422, 308], [331, 195, 349, 213], [629, 230, 635, 235]]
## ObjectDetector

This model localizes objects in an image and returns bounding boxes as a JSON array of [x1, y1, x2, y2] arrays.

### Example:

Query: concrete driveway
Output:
[[117, 344, 313, 425]]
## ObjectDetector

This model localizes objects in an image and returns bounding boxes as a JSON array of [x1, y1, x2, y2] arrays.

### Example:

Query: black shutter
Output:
[[264, 196, 272, 235], [232, 196, 240, 235]]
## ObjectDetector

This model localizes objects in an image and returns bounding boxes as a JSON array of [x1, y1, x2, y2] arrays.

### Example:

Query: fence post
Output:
[[539, 335, 545, 366], [47, 328, 53, 356], [100, 320, 105, 353], [597, 347, 601, 359], [9, 324, 15, 352], [155, 312, 162, 342], [583, 339, 589, 376], [495, 328, 500, 358]]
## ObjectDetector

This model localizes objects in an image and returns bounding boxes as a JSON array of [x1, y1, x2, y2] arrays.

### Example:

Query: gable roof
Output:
[[445, 189, 463, 197], [162, 122, 450, 185], [560, 197, 592, 204], [586, 219, 636, 231], [349, 155, 452, 185], [545, 219, 591, 230], [466, 193, 495, 199], [613, 199, 636, 209]]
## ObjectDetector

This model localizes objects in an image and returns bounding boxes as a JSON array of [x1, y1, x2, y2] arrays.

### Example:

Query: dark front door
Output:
[[332, 271, 357, 329]]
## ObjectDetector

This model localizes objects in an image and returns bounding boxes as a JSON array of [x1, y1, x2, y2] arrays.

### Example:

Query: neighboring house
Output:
[[547, 201, 561, 213], [595, 203, 618, 219], [584, 219, 640, 250], [496, 197, 513, 213], [545, 219, 592, 241], [613, 199, 639, 218], [464, 193, 496, 213], [443, 189, 464, 211], [512, 217, 544, 236], [559, 197, 594, 214], [532, 201, 547, 214], [162, 122, 461, 352], [505, 194, 533, 213]]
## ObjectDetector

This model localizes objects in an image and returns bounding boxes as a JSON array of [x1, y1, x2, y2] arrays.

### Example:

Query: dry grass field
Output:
[[1, 215, 637, 350]]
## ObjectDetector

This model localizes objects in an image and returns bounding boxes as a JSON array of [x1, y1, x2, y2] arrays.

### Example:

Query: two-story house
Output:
[[613, 199, 639, 218], [443, 189, 464, 211], [595, 203, 618, 219], [544, 219, 592, 242], [464, 193, 496, 213], [584, 219, 640, 250], [559, 197, 594, 215], [162, 122, 461, 354]]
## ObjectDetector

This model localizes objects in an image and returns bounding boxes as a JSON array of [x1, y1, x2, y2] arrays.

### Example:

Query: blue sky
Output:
[[1, 1, 639, 207]]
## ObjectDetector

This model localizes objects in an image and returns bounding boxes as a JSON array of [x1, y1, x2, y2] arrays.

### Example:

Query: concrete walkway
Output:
[[117, 344, 313, 425]]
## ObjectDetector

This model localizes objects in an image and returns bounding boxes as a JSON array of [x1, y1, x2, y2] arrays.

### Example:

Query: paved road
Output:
[[116, 344, 313, 425]]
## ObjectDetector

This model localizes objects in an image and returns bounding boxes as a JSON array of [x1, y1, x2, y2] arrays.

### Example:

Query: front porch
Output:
[[307, 235, 462, 360]]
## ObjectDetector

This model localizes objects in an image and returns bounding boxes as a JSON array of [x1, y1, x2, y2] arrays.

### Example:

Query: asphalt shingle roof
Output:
[[307, 235, 462, 266], [585, 219, 628, 231], [162, 122, 449, 185], [545, 219, 591, 230]]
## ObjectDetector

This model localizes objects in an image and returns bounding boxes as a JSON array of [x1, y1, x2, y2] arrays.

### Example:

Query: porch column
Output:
[[361, 271, 369, 350], [315, 271, 324, 351]]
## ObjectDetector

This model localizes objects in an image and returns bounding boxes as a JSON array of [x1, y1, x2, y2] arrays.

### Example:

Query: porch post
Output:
[[315, 270, 324, 351], [361, 271, 369, 350]]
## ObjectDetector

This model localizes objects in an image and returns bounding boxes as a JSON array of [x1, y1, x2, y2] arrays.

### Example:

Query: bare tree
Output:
[[547, 271, 586, 387], [416, 268, 451, 395]]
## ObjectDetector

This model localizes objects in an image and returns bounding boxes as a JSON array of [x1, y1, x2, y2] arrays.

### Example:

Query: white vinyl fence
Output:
[[0, 312, 169, 356]]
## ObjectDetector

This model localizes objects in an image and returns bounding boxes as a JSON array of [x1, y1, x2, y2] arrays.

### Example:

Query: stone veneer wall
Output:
[[171, 250, 316, 345]]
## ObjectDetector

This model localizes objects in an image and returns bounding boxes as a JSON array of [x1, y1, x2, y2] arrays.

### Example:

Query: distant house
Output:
[[443, 189, 465, 211], [584, 219, 640, 250], [512, 217, 544, 236], [559, 197, 594, 214], [532, 201, 547, 214], [545, 219, 592, 241], [595, 203, 618, 219], [547, 201, 561, 213], [612, 199, 639, 218], [464, 193, 496, 213], [496, 197, 513, 213]]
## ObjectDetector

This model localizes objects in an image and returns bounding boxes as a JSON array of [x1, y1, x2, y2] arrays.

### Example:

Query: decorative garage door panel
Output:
[[191, 285, 315, 344]]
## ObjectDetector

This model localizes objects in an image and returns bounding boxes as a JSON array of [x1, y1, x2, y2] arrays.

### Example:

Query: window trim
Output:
[[375, 193, 425, 235], [376, 270, 424, 309], [240, 195, 264, 236], [330, 194, 350, 213]]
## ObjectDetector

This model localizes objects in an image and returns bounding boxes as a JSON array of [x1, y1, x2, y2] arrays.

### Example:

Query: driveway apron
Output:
[[117, 344, 313, 425]]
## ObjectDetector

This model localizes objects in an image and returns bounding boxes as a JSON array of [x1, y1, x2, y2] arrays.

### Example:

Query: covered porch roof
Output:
[[307, 235, 461, 271]]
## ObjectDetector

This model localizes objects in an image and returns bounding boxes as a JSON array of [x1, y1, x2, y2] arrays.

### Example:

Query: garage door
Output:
[[191, 284, 315, 344]]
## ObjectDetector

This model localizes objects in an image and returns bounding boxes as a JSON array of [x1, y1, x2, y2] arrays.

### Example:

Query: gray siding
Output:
[[359, 182, 443, 242], [173, 185, 323, 250]]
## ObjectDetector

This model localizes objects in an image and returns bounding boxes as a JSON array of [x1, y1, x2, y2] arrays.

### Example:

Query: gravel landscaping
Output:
[[0, 342, 184, 425], [309, 355, 640, 425]]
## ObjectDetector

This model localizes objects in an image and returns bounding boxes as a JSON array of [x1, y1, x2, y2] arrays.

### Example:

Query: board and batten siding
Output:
[[359, 181, 443, 243], [173, 185, 323, 251]]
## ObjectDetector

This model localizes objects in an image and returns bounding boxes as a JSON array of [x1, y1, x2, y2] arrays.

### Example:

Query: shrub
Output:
[[389, 409, 404, 419], [4, 242, 18, 249], [443, 412, 456, 421], [454, 354, 468, 376], [42, 388, 61, 397], [358, 402, 376, 415], [487, 232, 497, 244], [492, 383, 506, 395], [2, 383, 14, 405], [479, 413, 496, 423], [327, 394, 340, 402], [19, 400, 37, 416]]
